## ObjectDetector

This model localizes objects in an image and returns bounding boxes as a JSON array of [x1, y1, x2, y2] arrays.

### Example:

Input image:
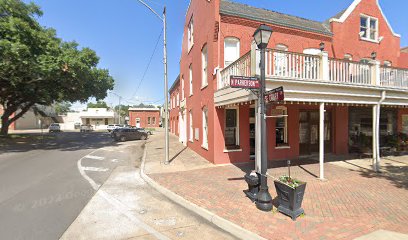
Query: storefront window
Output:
[[225, 108, 239, 149], [275, 106, 288, 147]]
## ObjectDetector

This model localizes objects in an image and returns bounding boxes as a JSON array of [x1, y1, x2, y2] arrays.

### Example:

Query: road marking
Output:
[[84, 155, 105, 160], [77, 149, 101, 190], [82, 167, 109, 172]]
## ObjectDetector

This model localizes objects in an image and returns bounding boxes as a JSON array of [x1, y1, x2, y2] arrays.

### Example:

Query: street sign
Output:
[[265, 86, 284, 103], [230, 76, 259, 89]]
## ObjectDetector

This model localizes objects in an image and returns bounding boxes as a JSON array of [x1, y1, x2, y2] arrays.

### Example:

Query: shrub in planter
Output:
[[274, 175, 306, 220]]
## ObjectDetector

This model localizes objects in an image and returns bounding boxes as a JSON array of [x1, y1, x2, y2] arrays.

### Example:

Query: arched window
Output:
[[201, 44, 208, 87], [224, 37, 240, 67], [384, 60, 392, 67], [303, 48, 321, 79], [274, 44, 289, 76], [202, 107, 208, 149]]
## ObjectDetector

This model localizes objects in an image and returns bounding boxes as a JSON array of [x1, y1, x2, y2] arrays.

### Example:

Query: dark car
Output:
[[112, 128, 148, 142]]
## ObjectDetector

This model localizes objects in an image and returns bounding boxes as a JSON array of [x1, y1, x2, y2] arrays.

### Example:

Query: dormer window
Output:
[[360, 15, 378, 41], [188, 17, 194, 51]]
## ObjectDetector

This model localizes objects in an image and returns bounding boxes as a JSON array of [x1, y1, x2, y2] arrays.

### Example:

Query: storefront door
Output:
[[299, 111, 332, 155]]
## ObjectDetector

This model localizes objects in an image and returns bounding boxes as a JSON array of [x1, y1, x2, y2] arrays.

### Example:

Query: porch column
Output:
[[372, 105, 378, 171], [319, 102, 325, 180], [376, 104, 381, 171], [255, 100, 261, 173]]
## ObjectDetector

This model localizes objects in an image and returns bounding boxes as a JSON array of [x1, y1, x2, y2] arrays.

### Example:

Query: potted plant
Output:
[[274, 161, 306, 220]]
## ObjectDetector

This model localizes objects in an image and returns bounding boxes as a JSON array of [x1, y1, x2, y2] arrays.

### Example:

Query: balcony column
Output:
[[319, 51, 329, 80], [372, 105, 378, 172], [370, 60, 381, 86], [255, 100, 261, 173], [319, 102, 325, 180]]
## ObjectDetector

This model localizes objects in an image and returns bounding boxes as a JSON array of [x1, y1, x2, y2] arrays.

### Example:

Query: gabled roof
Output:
[[402, 47, 408, 53], [169, 75, 180, 93], [329, 0, 400, 37], [220, 0, 333, 36]]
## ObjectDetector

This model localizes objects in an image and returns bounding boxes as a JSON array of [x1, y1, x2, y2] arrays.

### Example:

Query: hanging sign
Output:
[[265, 86, 284, 103], [230, 76, 260, 89]]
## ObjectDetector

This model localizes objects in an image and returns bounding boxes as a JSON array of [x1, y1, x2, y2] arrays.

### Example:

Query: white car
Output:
[[107, 124, 123, 132], [49, 123, 61, 133]]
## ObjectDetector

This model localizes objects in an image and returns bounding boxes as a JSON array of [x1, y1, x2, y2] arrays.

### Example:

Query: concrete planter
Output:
[[274, 180, 306, 220]]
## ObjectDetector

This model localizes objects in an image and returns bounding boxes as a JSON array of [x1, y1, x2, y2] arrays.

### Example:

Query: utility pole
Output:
[[137, 0, 169, 165]]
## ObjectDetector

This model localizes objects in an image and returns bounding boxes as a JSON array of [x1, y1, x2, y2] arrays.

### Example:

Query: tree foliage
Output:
[[54, 102, 72, 115], [0, 0, 114, 135], [87, 100, 108, 109]]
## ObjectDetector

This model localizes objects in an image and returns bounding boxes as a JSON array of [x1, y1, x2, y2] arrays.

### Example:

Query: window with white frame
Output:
[[202, 108, 208, 149], [224, 37, 240, 67], [360, 15, 378, 41], [225, 108, 239, 149], [177, 93, 179, 106], [189, 110, 193, 141], [274, 44, 288, 76], [275, 106, 288, 147], [181, 77, 184, 99], [188, 17, 194, 51], [152, 117, 156, 125], [202, 44, 208, 88], [189, 64, 193, 96]]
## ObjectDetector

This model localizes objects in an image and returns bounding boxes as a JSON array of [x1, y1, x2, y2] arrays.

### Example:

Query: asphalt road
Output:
[[0, 131, 144, 240]]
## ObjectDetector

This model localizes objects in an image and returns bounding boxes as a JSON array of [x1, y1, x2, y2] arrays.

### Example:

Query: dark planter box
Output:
[[274, 180, 306, 220]]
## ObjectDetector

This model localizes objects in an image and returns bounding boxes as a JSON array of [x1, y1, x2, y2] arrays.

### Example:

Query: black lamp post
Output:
[[319, 42, 325, 51], [253, 24, 273, 212], [371, 51, 377, 60]]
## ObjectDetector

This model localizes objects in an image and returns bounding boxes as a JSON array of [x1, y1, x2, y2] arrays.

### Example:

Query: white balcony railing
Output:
[[265, 49, 321, 80], [217, 48, 408, 91], [219, 52, 251, 89], [380, 67, 408, 88], [328, 58, 372, 85]]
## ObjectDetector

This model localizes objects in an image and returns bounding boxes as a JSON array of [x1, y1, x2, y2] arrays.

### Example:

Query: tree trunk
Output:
[[0, 115, 10, 136], [0, 103, 34, 136]]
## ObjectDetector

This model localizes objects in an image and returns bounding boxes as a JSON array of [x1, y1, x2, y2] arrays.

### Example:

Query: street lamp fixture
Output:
[[253, 25, 273, 49], [253, 24, 273, 212], [371, 51, 377, 60], [319, 42, 325, 51]]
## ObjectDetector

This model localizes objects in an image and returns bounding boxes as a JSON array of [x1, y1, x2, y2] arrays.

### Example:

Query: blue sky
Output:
[[28, 0, 408, 110]]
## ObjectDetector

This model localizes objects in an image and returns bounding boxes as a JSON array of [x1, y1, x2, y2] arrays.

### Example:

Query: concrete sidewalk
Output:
[[144, 131, 408, 240]]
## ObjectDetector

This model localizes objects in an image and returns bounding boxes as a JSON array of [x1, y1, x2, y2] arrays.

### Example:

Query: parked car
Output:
[[49, 123, 61, 133], [112, 128, 148, 142], [80, 124, 93, 132], [137, 128, 153, 135]]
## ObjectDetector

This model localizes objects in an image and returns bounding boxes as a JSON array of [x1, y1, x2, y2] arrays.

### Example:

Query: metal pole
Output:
[[118, 96, 122, 125], [256, 47, 273, 212], [319, 102, 325, 180], [163, 6, 169, 165]]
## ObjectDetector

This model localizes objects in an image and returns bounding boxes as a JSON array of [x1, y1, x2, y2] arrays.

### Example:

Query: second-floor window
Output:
[[202, 44, 208, 88], [224, 37, 240, 67], [188, 17, 194, 51], [189, 64, 193, 96], [181, 77, 184, 99], [360, 15, 378, 41]]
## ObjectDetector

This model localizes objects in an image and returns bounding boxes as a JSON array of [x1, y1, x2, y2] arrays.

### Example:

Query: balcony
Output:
[[215, 49, 408, 106]]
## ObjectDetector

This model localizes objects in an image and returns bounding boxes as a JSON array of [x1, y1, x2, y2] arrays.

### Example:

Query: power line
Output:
[[131, 28, 163, 99]]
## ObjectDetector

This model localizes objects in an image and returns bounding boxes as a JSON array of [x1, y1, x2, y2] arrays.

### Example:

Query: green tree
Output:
[[0, 0, 114, 135], [54, 102, 72, 115], [87, 100, 108, 109], [114, 104, 129, 119]]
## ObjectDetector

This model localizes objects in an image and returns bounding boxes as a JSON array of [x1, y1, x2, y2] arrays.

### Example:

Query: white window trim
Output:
[[189, 65, 193, 96], [224, 106, 239, 149], [189, 110, 193, 142], [275, 106, 288, 147], [360, 14, 379, 43], [188, 17, 194, 52], [224, 37, 240, 68], [202, 108, 208, 150], [201, 45, 208, 89]]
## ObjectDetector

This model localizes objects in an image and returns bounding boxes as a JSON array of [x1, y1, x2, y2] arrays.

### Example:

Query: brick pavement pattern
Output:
[[146, 132, 408, 240]]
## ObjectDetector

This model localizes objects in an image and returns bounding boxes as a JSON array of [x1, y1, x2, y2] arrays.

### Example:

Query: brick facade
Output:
[[128, 108, 160, 128], [176, 0, 407, 164]]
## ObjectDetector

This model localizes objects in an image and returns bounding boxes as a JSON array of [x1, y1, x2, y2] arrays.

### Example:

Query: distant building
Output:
[[78, 108, 115, 130], [128, 107, 160, 128]]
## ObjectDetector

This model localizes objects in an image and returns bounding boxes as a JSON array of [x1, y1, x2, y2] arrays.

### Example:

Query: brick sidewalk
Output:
[[145, 132, 408, 240]]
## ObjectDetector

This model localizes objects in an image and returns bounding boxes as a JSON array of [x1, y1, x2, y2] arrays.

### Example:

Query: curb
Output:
[[140, 142, 266, 240]]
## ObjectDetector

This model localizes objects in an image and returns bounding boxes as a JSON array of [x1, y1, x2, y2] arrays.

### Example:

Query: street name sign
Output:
[[230, 76, 260, 89], [265, 86, 284, 103]]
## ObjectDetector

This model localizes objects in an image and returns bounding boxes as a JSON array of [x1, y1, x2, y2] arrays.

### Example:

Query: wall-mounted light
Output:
[[378, 36, 384, 43], [319, 42, 325, 51], [371, 51, 377, 60]]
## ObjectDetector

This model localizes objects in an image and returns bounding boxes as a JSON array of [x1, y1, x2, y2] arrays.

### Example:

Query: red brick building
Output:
[[170, 0, 408, 176], [169, 75, 180, 136], [128, 108, 160, 128]]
